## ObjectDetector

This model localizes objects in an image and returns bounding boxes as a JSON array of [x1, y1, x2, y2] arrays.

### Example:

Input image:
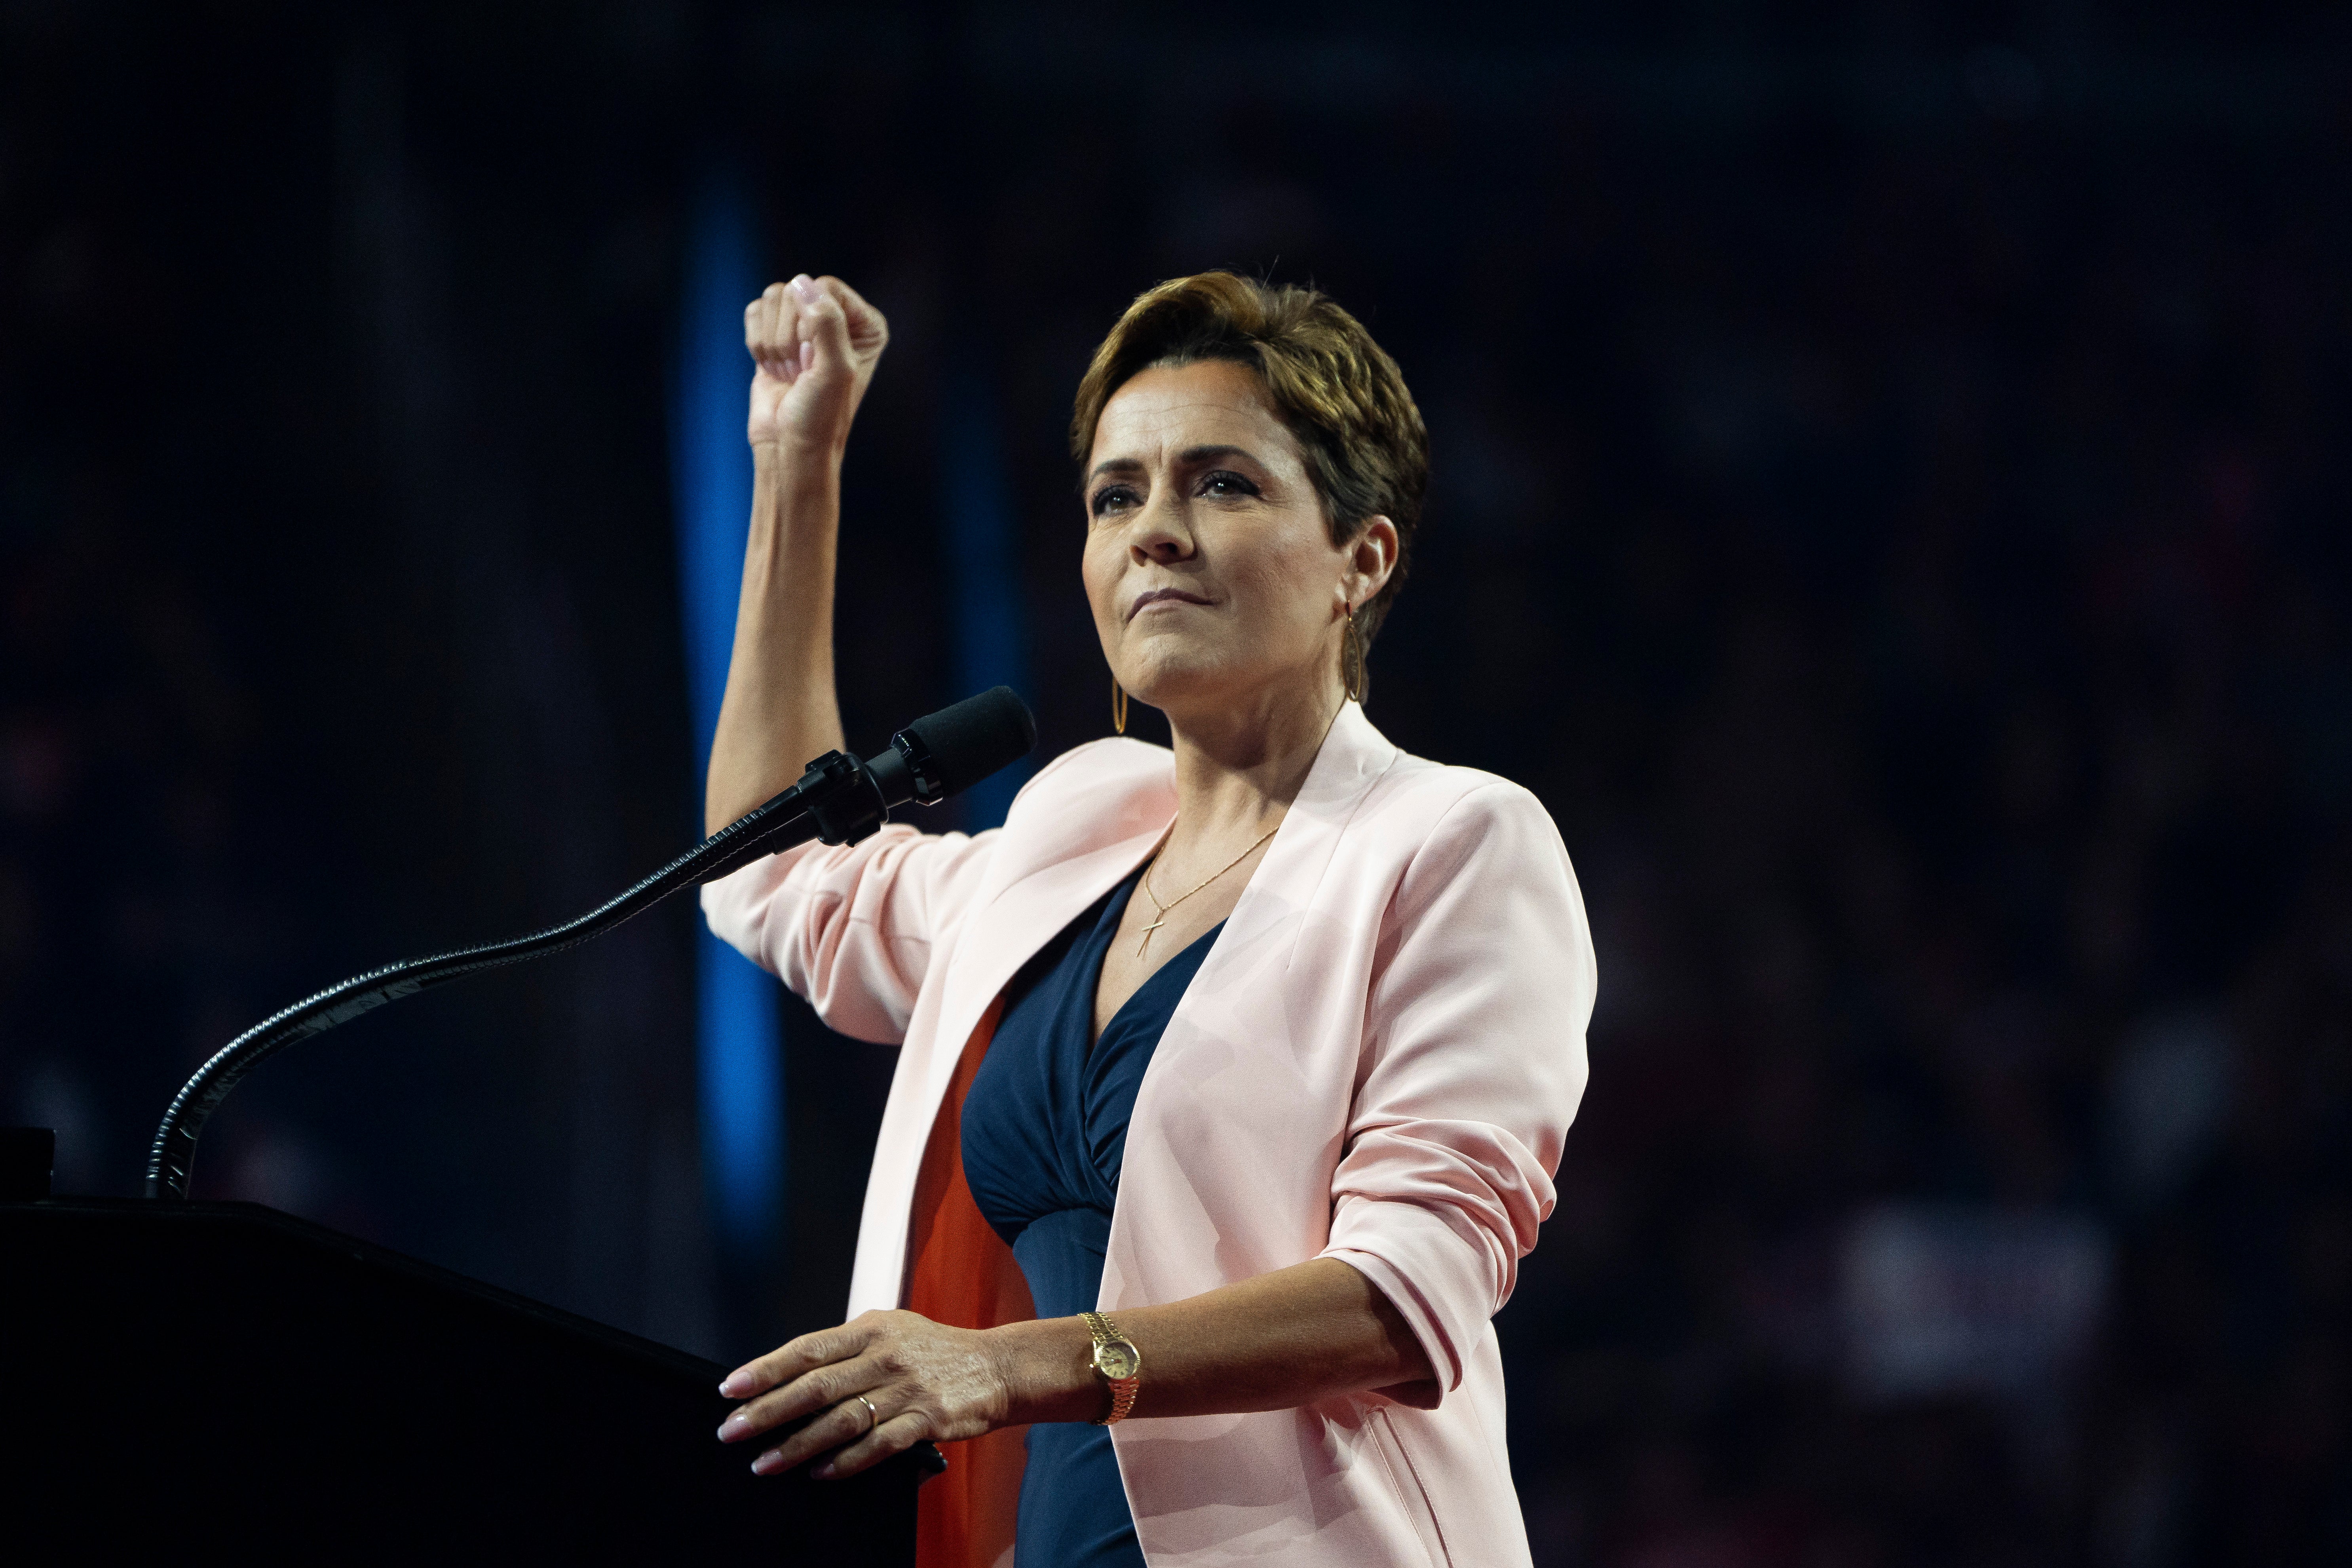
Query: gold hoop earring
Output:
[[1344, 608, 1367, 704], [1112, 677, 1128, 735]]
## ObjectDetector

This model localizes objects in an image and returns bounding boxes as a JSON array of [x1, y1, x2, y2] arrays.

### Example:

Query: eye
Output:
[[1091, 483, 1140, 517], [1199, 470, 1260, 499]]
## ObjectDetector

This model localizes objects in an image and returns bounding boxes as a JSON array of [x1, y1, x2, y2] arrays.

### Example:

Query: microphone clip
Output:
[[794, 750, 892, 846]]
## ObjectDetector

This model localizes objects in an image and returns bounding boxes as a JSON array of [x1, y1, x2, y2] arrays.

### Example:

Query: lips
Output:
[[1126, 587, 1211, 621]]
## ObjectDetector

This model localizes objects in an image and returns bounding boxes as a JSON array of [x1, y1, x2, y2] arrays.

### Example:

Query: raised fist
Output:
[[745, 274, 889, 454]]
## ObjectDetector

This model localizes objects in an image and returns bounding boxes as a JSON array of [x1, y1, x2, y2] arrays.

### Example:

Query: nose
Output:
[[1127, 489, 1196, 566]]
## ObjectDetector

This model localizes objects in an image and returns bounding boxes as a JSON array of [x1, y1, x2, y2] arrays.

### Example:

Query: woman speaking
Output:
[[701, 269, 1595, 1568]]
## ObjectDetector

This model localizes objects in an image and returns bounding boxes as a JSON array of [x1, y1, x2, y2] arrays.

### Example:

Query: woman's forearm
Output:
[[706, 273, 887, 833], [704, 443, 847, 834], [993, 1256, 1438, 1424], [716, 1259, 1440, 1476]]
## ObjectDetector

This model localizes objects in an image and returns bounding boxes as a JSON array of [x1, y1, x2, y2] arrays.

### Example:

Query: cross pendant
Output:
[[1135, 918, 1165, 958]]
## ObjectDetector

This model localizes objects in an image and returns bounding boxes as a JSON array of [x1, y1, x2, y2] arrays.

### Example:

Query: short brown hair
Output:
[[1070, 272, 1427, 653]]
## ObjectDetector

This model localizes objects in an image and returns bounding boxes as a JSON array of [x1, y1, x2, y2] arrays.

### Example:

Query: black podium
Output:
[[3, 1197, 936, 1560]]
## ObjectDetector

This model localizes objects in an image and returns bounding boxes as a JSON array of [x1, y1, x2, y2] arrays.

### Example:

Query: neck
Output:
[[1161, 675, 1346, 841]]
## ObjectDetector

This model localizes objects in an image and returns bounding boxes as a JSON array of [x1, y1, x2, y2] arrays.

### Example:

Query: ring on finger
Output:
[[853, 1393, 878, 1435]]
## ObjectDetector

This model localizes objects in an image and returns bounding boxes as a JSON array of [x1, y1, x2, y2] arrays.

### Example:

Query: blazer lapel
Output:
[[923, 825, 1170, 1110], [923, 705, 1394, 1113], [1193, 700, 1399, 978]]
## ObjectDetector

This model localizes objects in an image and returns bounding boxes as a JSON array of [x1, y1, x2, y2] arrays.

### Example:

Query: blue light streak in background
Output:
[[941, 365, 1032, 829], [671, 173, 784, 1258]]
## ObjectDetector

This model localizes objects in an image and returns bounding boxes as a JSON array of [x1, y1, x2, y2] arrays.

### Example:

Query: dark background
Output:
[[4, 4, 2346, 1563]]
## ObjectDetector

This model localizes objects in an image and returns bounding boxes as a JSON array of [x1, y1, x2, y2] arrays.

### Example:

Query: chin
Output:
[[1121, 651, 1245, 712], [1136, 661, 1318, 724]]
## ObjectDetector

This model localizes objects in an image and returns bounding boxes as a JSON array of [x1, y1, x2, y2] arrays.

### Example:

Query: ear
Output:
[[1343, 516, 1400, 613]]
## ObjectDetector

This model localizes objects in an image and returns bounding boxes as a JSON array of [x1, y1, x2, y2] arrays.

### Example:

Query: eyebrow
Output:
[[1084, 445, 1262, 486]]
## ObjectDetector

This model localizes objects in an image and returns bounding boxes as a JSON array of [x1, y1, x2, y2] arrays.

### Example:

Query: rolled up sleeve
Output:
[[1318, 782, 1596, 1397], [699, 824, 997, 1045]]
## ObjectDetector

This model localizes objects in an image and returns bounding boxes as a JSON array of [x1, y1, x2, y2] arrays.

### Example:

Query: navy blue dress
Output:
[[961, 869, 1223, 1568]]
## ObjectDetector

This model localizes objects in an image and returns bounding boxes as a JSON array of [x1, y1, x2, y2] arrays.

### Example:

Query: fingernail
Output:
[[812, 1461, 838, 1480], [750, 1449, 786, 1476], [717, 1414, 746, 1441], [790, 274, 821, 304], [719, 1372, 750, 1397]]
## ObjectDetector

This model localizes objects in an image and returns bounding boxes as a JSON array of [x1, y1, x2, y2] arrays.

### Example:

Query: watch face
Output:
[[1096, 1340, 1140, 1381]]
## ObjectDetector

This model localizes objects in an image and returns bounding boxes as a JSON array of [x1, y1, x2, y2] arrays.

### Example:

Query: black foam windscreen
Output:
[[897, 686, 1037, 800]]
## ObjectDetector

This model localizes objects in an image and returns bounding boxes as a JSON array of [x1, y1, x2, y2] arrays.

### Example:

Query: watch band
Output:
[[1081, 1311, 1141, 1425]]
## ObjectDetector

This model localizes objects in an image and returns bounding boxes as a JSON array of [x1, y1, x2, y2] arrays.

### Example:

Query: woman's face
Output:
[[1082, 358, 1392, 725]]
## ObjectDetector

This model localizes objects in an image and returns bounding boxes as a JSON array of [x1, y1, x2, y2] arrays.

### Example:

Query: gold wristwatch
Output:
[[1081, 1311, 1142, 1425]]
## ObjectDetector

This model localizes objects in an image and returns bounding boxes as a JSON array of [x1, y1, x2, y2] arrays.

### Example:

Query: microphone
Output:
[[876, 683, 1039, 806], [796, 684, 1037, 848], [144, 687, 1037, 1199]]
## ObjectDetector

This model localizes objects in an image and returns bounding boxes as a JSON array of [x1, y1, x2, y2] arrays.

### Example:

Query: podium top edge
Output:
[[3, 1196, 725, 1384]]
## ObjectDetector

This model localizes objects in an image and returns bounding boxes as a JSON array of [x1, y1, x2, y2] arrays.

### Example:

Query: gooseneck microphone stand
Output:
[[143, 686, 1035, 1200]]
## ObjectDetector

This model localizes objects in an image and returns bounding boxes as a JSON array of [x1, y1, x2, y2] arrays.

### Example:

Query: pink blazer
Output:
[[701, 702, 1596, 1568]]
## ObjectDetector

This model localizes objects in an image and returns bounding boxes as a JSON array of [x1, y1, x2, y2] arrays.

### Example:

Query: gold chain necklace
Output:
[[1134, 824, 1280, 958]]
